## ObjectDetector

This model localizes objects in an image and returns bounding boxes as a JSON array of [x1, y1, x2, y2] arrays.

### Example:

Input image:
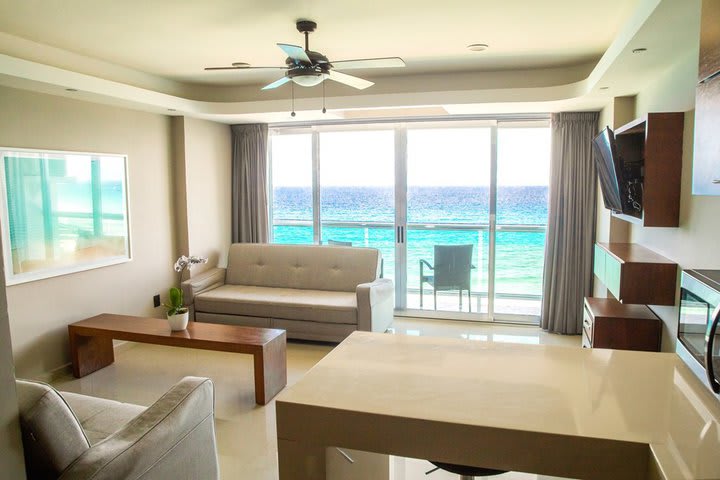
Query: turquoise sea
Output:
[[272, 186, 548, 296]]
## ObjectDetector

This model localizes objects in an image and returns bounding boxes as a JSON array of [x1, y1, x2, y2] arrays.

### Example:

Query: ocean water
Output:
[[272, 186, 548, 296]]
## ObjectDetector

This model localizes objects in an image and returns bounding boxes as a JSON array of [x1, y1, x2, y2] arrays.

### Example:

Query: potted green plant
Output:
[[164, 286, 189, 331], [164, 254, 208, 331]]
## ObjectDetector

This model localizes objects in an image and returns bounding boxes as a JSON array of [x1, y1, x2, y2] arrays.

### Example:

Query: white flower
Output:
[[174, 255, 208, 273]]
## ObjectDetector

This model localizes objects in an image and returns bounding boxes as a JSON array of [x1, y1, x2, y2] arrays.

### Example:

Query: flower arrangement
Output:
[[164, 255, 208, 316]]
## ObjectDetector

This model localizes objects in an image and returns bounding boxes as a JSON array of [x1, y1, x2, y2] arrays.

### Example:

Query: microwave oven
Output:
[[677, 270, 720, 397]]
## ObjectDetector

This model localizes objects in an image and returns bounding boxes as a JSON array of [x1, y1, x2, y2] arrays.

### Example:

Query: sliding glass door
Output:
[[405, 126, 491, 316], [494, 125, 550, 318], [268, 119, 549, 323], [319, 130, 395, 280]]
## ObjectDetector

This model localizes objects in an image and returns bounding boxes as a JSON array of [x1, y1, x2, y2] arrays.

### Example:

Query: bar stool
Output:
[[426, 461, 507, 479]]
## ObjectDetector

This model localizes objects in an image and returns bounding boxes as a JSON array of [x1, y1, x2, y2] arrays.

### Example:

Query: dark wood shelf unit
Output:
[[594, 242, 678, 306], [583, 297, 661, 352], [611, 112, 684, 227]]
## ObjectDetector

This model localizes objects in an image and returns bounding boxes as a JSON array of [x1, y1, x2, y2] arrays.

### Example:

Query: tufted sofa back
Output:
[[225, 243, 380, 292]]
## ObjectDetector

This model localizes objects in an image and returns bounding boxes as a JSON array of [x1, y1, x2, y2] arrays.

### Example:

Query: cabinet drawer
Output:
[[582, 331, 592, 349]]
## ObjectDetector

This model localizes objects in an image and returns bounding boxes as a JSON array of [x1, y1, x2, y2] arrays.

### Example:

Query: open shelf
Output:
[[611, 112, 684, 227]]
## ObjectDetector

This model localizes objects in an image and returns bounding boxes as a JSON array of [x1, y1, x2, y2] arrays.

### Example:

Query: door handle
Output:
[[705, 304, 720, 393]]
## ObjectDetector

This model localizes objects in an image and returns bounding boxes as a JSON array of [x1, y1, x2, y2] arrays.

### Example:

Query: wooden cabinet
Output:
[[612, 113, 684, 227], [593, 243, 677, 305], [583, 297, 661, 352], [693, 0, 720, 195]]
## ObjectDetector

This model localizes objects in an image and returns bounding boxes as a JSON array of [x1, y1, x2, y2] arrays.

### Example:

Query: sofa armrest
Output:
[[59, 377, 219, 480], [356, 278, 395, 333], [181, 267, 226, 304]]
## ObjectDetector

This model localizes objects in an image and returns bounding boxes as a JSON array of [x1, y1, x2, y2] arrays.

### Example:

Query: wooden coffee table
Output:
[[68, 314, 287, 405]]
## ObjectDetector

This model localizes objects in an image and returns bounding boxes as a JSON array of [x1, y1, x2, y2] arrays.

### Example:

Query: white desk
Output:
[[276, 332, 720, 479]]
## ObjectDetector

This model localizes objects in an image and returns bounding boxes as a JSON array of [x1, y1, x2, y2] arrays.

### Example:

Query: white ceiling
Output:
[[0, 0, 702, 123]]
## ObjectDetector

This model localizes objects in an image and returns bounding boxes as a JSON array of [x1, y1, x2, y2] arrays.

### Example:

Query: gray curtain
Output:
[[541, 112, 599, 334], [231, 124, 269, 243]]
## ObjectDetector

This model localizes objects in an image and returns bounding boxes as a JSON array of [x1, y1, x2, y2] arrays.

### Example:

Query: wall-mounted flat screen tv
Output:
[[592, 127, 625, 213]]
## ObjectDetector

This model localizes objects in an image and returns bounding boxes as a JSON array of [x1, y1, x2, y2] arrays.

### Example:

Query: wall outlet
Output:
[[153, 294, 161, 308]]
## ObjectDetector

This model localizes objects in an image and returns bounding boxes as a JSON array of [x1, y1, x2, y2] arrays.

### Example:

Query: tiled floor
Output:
[[52, 318, 580, 479]]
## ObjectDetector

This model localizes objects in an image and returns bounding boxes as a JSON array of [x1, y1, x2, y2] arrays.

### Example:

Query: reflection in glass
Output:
[[2, 150, 129, 282]]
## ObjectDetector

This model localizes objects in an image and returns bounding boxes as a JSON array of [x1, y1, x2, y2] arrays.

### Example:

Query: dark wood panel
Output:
[[595, 243, 678, 306], [699, 0, 720, 82], [621, 263, 678, 306], [598, 242, 675, 264], [642, 113, 684, 227], [584, 297, 658, 319], [584, 297, 661, 352], [612, 113, 684, 226]]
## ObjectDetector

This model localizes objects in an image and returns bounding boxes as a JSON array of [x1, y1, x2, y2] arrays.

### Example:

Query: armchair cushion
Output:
[[61, 392, 145, 445], [16, 379, 90, 479]]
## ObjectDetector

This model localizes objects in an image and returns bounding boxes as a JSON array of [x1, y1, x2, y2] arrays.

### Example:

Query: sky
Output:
[[271, 127, 550, 187]]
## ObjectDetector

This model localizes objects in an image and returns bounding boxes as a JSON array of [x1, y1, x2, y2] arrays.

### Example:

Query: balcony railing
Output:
[[272, 219, 545, 318]]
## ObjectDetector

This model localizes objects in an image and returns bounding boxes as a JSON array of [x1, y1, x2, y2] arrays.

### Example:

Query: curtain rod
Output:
[[268, 113, 551, 129]]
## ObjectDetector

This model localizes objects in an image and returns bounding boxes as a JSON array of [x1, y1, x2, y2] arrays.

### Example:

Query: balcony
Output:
[[272, 220, 545, 321]]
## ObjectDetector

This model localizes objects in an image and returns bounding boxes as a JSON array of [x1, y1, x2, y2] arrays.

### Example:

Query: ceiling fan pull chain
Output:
[[322, 80, 326, 114], [291, 81, 296, 117]]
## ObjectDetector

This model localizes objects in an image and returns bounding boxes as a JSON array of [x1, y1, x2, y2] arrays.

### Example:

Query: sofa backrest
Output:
[[226, 243, 380, 292]]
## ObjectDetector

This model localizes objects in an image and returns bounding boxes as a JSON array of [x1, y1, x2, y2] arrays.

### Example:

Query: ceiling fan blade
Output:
[[277, 43, 311, 64], [261, 76, 291, 90], [326, 71, 374, 90], [205, 66, 287, 71], [329, 57, 406, 70]]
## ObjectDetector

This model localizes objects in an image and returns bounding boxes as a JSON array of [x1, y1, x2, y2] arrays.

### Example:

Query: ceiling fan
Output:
[[205, 20, 405, 91]]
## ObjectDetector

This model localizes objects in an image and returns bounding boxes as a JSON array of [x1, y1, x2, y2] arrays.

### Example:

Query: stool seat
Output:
[[430, 461, 507, 477]]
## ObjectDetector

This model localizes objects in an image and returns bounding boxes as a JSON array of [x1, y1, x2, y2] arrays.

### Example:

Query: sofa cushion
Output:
[[195, 284, 358, 324], [61, 391, 146, 445], [16, 379, 90, 479], [225, 243, 379, 292]]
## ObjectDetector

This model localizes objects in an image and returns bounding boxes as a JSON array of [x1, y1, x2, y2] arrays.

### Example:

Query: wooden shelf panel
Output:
[[594, 243, 678, 306]]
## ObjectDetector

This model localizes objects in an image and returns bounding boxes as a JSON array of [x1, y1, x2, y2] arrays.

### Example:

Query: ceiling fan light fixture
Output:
[[291, 73, 327, 87]]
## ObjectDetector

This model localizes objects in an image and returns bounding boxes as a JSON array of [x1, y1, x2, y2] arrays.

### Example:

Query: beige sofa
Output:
[[183, 243, 394, 342], [16, 377, 219, 480]]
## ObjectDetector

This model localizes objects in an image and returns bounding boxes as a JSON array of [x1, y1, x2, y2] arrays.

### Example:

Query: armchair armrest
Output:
[[356, 278, 394, 333], [59, 377, 218, 480], [181, 267, 226, 304]]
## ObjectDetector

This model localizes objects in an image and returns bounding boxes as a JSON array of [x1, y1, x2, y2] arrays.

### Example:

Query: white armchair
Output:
[[16, 376, 219, 480]]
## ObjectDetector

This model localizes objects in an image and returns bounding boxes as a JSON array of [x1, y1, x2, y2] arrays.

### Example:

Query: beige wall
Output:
[[0, 234, 26, 477], [179, 117, 232, 273], [0, 86, 177, 379]]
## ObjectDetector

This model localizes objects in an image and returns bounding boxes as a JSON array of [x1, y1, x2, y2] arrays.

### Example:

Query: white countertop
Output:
[[277, 332, 720, 479]]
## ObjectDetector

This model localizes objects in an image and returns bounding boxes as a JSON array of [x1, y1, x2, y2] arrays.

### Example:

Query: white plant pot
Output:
[[167, 311, 189, 331]]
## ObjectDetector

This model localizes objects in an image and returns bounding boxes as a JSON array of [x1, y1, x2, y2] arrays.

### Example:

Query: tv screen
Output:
[[592, 127, 624, 213]]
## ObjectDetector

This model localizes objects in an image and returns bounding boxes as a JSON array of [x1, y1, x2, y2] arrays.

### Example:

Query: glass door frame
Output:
[[268, 116, 549, 325]]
